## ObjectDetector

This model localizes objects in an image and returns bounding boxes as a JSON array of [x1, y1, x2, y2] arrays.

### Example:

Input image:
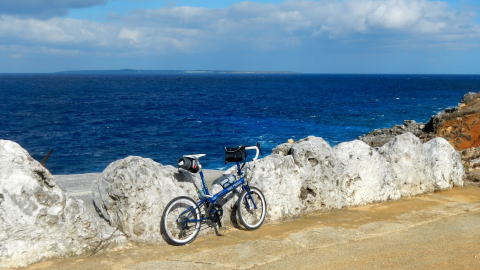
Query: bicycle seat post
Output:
[[179, 153, 210, 198], [199, 169, 210, 198]]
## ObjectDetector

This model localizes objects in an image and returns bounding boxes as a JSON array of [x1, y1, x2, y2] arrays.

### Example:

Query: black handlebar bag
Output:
[[224, 146, 246, 163]]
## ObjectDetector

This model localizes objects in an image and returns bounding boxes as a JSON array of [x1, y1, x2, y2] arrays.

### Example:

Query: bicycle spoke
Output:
[[239, 192, 264, 227], [163, 198, 200, 244]]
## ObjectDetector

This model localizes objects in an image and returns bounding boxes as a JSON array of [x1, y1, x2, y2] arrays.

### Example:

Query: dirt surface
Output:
[[19, 186, 480, 270]]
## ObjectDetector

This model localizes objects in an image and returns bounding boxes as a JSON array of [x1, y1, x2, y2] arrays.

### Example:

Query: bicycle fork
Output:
[[242, 185, 258, 210]]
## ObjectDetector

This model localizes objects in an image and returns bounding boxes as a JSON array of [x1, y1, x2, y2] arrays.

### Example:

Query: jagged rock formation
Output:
[[360, 92, 480, 183], [93, 133, 464, 235], [359, 120, 429, 148], [92, 156, 199, 243], [425, 92, 480, 150], [461, 147, 480, 182], [0, 140, 125, 268], [1, 93, 475, 267], [247, 134, 463, 220], [0, 131, 465, 267]]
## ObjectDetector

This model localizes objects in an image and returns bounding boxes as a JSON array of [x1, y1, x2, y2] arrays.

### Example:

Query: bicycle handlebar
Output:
[[245, 144, 261, 161]]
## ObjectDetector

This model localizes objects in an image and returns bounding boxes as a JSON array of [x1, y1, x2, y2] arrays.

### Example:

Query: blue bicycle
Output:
[[160, 144, 267, 245]]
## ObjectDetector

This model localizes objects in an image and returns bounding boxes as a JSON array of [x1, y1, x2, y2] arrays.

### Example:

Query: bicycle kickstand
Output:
[[214, 220, 224, 236]]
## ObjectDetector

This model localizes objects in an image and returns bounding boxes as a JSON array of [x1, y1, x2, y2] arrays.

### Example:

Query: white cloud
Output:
[[0, 0, 478, 57], [118, 28, 143, 44]]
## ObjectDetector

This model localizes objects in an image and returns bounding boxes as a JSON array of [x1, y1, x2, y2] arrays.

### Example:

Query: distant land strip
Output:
[[55, 69, 298, 75]]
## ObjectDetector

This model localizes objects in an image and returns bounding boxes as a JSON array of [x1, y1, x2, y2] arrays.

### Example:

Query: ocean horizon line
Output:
[[0, 70, 480, 76]]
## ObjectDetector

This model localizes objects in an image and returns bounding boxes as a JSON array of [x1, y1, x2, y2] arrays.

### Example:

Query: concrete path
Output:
[[24, 186, 480, 270]]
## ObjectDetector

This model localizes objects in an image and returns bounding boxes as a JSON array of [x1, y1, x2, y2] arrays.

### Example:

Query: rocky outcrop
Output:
[[246, 154, 303, 218], [248, 133, 464, 220], [93, 133, 463, 236], [1, 133, 463, 267], [359, 120, 429, 148], [360, 92, 480, 183], [423, 138, 465, 189], [0, 140, 125, 268], [92, 156, 200, 243], [461, 147, 480, 182], [248, 133, 463, 220], [334, 140, 399, 205], [1, 94, 474, 267], [425, 92, 480, 150], [429, 92, 480, 184], [360, 92, 480, 150]]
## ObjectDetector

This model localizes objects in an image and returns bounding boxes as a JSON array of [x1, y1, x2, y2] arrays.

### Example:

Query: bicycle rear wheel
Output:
[[161, 196, 201, 245], [237, 186, 266, 230]]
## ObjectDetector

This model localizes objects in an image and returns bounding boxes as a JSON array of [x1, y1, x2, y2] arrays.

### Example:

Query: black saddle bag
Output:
[[178, 157, 200, 173], [224, 146, 246, 163]]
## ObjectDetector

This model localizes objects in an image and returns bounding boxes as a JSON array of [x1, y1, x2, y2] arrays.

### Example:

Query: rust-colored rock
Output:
[[429, 92, 480, 150]]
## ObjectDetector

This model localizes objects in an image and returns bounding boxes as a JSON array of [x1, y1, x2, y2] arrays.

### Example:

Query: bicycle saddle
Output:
[[183, 154, 206, 159]]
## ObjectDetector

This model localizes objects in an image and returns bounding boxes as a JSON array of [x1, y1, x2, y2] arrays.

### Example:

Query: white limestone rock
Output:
[[0, 140, 123, 268], [333, 140, 400, 206], [92, 132, 465, 245], [423, 138, 464, 189], [252, 133, 464, 219], [278, 137, 346, 211], [246, 154, 302, 220], [92, 156, 199, 243], [0, 130, 465, 266], [378, 133, 435, 196]]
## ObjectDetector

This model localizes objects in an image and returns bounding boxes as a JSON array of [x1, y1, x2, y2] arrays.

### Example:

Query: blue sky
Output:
[[0, 0, 479, 73]]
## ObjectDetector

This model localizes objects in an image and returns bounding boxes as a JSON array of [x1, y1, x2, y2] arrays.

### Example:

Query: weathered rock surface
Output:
[[92, 156, 200, 243], [246, 154, 302, 219], [461, 147, 480, 183], [93, 134, 463, 242], [0, 140, 125, 268], [360, 92, 480, 151], [1, 93, 475, 267], [423, 137, 465, 189], [359, 120, 428, 148], [378, 133, 433, 196], [334, 140, 400, 205], [426, 92, 480, 150], [245, 133, 463, 221], [359, 92, 480, 183]]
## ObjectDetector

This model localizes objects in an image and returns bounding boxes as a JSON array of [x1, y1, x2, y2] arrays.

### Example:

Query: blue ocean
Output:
[[1, 74, 479, 174]]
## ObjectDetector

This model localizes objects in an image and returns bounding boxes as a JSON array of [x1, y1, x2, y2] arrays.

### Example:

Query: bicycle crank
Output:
[[208, 204, 224, 227]]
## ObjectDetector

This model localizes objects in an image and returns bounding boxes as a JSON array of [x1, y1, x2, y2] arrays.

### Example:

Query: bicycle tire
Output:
[[237, 186, 267, 230], [161, 196, 201, 245]]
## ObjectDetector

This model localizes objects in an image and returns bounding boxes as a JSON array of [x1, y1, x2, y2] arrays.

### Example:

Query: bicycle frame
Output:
[[179, 161, 258, 224]]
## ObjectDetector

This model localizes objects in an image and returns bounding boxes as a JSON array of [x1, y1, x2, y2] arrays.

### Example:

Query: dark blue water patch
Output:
[[1, 74, 479, 173]]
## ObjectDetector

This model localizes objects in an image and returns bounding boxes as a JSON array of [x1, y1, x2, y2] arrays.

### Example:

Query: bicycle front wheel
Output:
[[237, 186, 267, 230], [161, 196, 201, 245]]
